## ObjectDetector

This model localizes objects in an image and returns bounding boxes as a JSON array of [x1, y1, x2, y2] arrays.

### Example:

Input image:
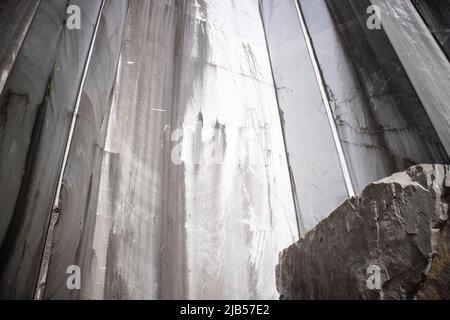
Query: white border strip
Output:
[[293, 0, 355, 197]]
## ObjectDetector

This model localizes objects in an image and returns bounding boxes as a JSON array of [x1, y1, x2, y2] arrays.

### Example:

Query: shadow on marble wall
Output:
[[260, 0, 450, 233]]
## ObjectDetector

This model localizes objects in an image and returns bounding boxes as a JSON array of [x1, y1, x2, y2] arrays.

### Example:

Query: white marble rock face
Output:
[[0, 0, 449, 301], [86, 0, 299, 300]]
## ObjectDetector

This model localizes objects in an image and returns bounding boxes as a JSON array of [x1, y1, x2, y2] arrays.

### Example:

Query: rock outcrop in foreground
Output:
[[277, 164, 450, 299]]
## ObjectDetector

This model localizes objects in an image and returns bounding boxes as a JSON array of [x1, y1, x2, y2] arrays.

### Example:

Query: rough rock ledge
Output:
[[276, 164, 450, 299]]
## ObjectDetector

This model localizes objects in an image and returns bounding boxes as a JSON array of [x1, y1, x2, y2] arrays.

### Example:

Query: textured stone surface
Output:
[[42, 0, 129, 300], [0, 0, 105, 299], [260, 0, 450, 234], [85, 0, 298, 300], [277, 164, 450, 299], [260, 0, 349, 232]]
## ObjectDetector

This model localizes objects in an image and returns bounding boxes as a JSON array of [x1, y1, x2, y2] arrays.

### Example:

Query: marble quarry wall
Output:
[[0, 0, 448, 299], [0, 0, 127, 299]]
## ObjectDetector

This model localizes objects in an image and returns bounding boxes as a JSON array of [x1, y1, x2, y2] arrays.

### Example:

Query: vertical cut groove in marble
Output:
[[34, 0, 107, 300], [293, 0, 355, 198]]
